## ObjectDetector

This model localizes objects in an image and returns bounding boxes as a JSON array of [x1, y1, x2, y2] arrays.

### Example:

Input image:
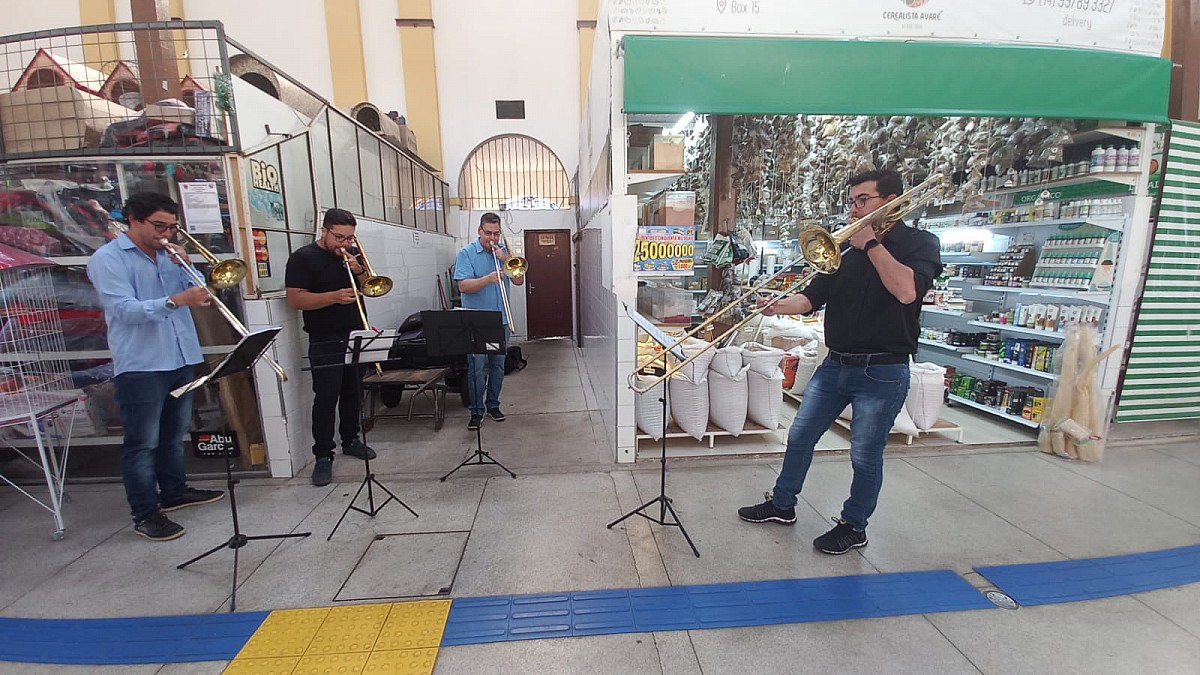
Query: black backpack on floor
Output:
[[504, 346, 528, 374]]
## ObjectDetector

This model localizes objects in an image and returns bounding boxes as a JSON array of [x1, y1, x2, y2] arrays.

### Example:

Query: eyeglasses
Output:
[[845, 194, 883, 209], [326, 231, 355, 243], [148, 219, 179, 232], [480, 229, 502, 237]]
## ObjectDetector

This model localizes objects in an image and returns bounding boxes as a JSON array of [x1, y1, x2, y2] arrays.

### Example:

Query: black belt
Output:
[[828, 351, 909, 366]]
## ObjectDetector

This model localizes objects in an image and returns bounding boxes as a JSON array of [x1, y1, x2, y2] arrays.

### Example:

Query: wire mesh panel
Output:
[[0, 263, 74, 425], [0, 21, 236, 159]]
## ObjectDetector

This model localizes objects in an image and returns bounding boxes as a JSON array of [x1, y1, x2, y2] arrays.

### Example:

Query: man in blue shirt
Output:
[[87, 193, 224, 541], [453, 212, 524, 430]]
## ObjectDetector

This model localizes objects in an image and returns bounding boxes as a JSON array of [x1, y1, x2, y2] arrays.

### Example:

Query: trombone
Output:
[[628, 172, 945, 394], [339, 235, 393, 331], [491, 230, 527, 327], [161, 233, 289, 382], [340, 236, 392, 375]]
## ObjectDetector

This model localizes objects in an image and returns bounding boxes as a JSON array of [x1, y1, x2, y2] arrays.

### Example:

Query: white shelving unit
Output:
[[947, 394, 1040, 428], [968, 320, 1067, 341], [961, 354, 1058, 381]]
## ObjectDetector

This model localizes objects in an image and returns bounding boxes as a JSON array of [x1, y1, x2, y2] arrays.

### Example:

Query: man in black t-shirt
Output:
[[285, 208, 377, 486], [737, 170, 943, 554]]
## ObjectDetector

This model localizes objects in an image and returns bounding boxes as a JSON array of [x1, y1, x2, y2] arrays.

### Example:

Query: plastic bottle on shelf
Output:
[[1104, 146, 1117, 172], [1128, 144, 1141, 171], [1090, 145, 1105, 173], [1116, 146, 1130, 172]]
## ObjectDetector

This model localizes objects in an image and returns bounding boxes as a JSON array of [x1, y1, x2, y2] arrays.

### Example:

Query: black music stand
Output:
[[327, 331, 419, 540], [606, 305, 700, 557], [174, 328, 313, 611], [422, 310, 517, 481]]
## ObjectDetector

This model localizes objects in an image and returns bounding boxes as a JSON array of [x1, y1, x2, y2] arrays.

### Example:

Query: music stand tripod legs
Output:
[[606, 388, 700, 557], [328, 334, 419, 540], [440, 353, 516, 481], [177, 446, 312, 612]]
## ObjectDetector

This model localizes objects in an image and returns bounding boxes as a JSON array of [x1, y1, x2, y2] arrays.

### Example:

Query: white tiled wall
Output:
[[245, 221, 459, 477]]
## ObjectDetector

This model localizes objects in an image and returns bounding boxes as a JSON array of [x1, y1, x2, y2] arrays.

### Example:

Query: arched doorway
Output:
[[458, 135, 574, 339]]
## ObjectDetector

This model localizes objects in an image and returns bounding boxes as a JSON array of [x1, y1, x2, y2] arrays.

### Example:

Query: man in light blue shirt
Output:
[[453, 212, 524, 430], [87, 192, 224, 541]]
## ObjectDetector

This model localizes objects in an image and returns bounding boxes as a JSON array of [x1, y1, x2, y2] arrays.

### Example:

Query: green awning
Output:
[[623, 36, 1170, 122]]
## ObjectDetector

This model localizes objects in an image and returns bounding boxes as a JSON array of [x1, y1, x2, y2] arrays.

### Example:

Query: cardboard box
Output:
[[0, 85, 135, 154], [628, 124, 662, 147], [648, 191, 696, 226], [651, 134, 685, 171]]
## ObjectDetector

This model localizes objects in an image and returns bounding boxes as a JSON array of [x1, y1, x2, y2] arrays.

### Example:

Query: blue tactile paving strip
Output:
[[0, 611, 268, 665], [977, 544, 1200, 606], [441, 570, 994, 645]]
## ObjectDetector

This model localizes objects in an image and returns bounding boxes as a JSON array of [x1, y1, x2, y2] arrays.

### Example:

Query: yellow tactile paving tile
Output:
[[222, 656, 300, 674], [224, 600, 451, 674], [305, 603, 392, 655], [374, 600, 452, 651], [364, 647, 440, 674], [234, 607, 331, 659], [292, 651, 371, 674]]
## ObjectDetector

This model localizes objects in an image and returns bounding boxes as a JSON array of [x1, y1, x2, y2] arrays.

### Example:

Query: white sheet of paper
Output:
[[179, 182, 224, 234], [624, 303, 687, 363]]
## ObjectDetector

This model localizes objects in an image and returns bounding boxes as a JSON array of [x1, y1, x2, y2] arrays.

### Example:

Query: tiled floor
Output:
[[2, 339, 1198, 673]]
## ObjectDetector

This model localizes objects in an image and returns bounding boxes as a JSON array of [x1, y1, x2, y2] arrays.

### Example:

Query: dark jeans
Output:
[[114, 366, 195, 523], [772, 358, 910, 530], [309, 334, 361, 458], [467, 326, 510, 416]]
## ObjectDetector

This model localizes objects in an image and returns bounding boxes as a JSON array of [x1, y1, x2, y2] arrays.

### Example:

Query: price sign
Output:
[[633, 225, 696, 275]]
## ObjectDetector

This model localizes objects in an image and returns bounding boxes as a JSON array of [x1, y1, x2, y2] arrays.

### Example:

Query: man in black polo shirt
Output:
[[738, 170, 943, 554], [285, 208, 377, 486]]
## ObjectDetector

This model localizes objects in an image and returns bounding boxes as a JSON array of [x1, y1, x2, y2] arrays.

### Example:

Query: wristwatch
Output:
[[165, 298, 179, 310], [862, 239, 881, 253]]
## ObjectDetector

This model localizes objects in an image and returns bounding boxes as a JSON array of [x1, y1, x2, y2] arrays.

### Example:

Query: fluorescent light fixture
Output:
[[669, 112, 695, 135]]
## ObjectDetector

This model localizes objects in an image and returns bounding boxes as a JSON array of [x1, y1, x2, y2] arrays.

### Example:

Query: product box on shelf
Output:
[[647, 191, 697, 226], [0, 85, 136, 153], [651, 134, 685, 171], [637, 285, 694, 325]]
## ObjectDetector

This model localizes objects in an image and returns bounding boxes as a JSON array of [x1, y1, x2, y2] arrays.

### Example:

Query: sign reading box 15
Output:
[[191, 431, 241, 459]]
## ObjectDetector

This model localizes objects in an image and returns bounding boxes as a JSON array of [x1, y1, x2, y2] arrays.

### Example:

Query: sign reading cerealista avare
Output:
[[608, 0, 1165, 58]]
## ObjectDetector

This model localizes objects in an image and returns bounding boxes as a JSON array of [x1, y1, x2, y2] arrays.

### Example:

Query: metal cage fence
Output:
[[0, 21, 237, 159]]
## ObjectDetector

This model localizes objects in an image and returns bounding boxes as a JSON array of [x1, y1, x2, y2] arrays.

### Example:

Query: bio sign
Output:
[[634, 225, 696, 275]]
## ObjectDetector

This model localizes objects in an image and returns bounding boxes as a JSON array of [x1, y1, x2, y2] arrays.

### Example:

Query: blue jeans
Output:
[[467, 326, 509, 416], [772, 358, 910, 530], [114, 366, 195, 522]]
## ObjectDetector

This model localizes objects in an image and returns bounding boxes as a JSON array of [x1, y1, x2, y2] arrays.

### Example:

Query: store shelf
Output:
[[921, 306, 967, 317], [972, 215, 1126, 233], [969, 286, 1110, 304], [1071, 126, 1145, 144], [627, 171, 684, 195], [968, 320, 1066, 341], [961, 354, 1058, 381], [919, 338, 975, 353], [948, 394, 1040, 428], [988, 172, 1140, 194], [636, 420, 782, 449]]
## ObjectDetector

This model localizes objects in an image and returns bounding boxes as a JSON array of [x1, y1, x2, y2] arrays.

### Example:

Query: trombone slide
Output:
[[163, 242, 289, 382]]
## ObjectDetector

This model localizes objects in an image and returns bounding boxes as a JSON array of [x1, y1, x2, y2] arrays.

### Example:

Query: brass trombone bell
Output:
[[175, 228, 247, 289], [504, 255, 528, 280], [350, 235, 393, 297]]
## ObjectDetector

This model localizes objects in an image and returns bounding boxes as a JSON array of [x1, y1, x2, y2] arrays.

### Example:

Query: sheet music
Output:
[[346, 329, 397, 364], [624, 303, 687, 363]]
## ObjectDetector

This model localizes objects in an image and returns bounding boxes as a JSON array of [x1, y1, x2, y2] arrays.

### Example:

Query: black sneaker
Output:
[[487, 408, 506, 422], [813, 517, 867, 555], [342, 440, 376, 460], [737, 495, 796, 525], [468, 415, 482, 430], [134, 512, 185, 541], [161, 487, 225, 513], [312, 457, 333, 486]]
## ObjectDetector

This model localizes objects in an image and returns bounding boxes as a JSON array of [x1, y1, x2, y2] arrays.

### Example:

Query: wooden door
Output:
[[523, 229, 573, 338]]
